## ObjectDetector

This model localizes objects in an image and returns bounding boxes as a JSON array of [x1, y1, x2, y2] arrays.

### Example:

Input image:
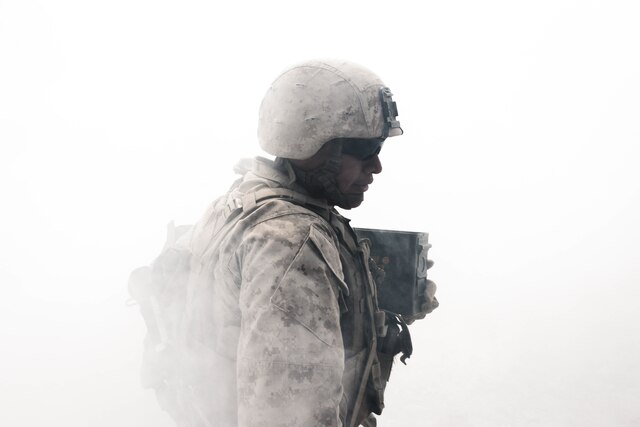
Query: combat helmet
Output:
[[258, 60, 403, 160]]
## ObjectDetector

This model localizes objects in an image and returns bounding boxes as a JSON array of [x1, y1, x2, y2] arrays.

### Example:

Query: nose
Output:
[[364, 154, 382, 174]]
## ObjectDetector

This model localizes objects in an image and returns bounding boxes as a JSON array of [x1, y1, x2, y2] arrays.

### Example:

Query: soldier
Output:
[[131, 59, 437, 427]]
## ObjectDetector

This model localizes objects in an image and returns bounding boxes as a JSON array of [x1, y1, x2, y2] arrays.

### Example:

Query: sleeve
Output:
[[235, 216, 348, 427]]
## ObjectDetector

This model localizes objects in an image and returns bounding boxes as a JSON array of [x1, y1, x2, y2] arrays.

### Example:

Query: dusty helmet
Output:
[[258, 60, 403, 160]]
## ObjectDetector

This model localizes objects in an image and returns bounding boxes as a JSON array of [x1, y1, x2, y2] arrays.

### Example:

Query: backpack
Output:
[[128, 221, 195, 423]]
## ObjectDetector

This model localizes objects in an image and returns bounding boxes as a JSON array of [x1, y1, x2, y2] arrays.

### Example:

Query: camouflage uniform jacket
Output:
[[181, 156, 385, 427]]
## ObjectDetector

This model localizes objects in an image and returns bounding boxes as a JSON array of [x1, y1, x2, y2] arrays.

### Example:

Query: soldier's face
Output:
[[335, 153, 383, 209]]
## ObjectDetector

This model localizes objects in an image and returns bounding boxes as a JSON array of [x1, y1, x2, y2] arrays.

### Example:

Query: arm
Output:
[[235, 216, 346, 427]]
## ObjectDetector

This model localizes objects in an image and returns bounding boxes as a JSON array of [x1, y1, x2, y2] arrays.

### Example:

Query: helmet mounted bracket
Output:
[[380, 87, 403, 137]]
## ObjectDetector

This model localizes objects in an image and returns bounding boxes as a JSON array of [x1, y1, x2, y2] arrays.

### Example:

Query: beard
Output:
[[326, 191, 363, 210]]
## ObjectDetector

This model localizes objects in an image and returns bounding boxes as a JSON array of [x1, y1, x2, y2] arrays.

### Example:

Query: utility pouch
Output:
[[378, 311, 413, 365], [359, 311, 413, 421]]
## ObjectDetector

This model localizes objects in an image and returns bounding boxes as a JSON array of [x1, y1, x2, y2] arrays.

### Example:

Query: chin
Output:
[[338, 195, 364, 210]]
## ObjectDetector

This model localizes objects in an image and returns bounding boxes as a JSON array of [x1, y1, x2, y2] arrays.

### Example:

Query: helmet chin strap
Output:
[[282, 142, 362, 210]]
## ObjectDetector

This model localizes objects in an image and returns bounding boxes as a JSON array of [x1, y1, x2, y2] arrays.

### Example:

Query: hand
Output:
[[404, 278, 439, 325]]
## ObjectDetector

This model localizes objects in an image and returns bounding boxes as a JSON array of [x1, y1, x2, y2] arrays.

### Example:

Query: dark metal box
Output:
[[354, 228, 431, 317]]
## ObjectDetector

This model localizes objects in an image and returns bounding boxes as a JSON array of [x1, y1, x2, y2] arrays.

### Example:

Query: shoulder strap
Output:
[[224, 187, 332, 219]]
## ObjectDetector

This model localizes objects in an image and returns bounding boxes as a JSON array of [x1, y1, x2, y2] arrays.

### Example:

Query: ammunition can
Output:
[[354, 228, 431, 317]]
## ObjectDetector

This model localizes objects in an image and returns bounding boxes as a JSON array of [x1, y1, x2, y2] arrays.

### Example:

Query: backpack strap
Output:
[[223, 187, 331, 219]]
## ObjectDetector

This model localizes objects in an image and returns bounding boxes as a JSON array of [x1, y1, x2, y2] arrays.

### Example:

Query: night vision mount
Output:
[[380, 87, 403, 138]]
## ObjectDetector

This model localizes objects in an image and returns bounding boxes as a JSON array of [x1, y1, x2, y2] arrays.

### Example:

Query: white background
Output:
[[1, 0, 639, 426]]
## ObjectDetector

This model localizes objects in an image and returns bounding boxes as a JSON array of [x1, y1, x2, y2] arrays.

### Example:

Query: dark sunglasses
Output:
[[335, 138, 385, 160]]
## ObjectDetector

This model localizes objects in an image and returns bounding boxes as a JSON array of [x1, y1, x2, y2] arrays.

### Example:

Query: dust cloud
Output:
[[2, 1, 639, 426]]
